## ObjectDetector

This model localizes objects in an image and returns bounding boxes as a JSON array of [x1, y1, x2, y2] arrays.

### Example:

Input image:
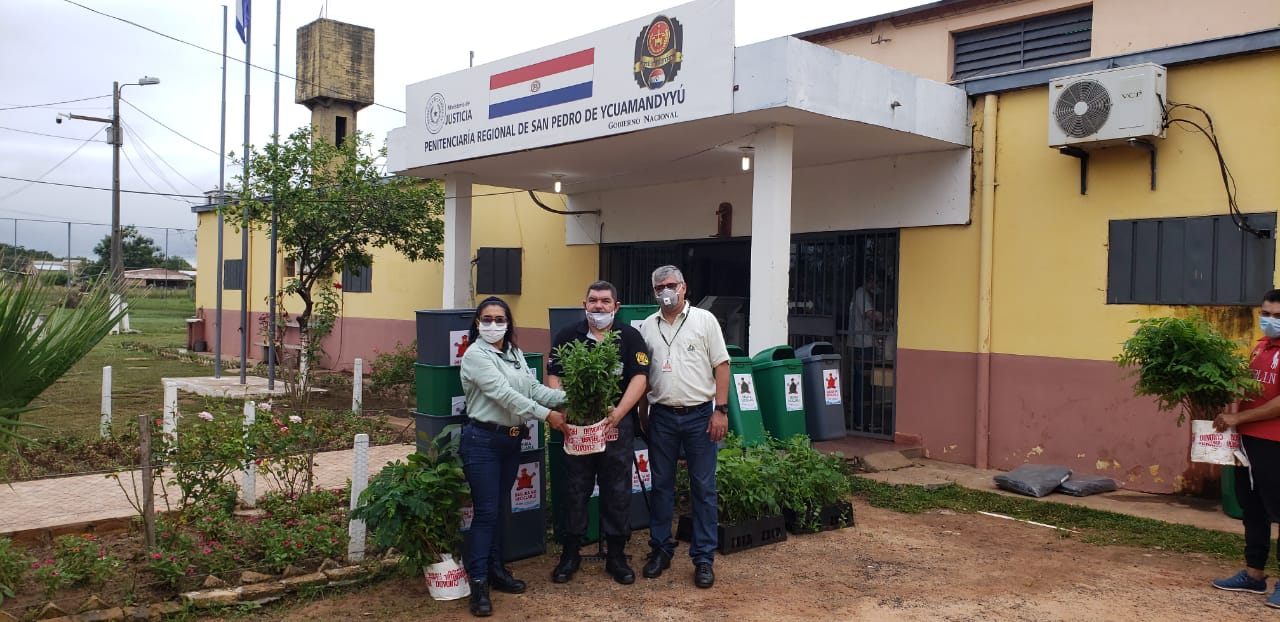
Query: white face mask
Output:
[[586, 310, 615, 330], [478, 324, 506, 344]]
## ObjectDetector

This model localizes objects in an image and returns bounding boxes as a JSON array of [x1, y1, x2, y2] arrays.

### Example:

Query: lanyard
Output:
[[657, 312, 689, 356]]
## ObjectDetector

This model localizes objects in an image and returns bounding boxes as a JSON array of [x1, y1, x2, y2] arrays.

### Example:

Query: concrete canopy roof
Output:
[[391, 37, 970, 196]]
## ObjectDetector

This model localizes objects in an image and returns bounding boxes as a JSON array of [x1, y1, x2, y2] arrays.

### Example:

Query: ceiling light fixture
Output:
[[553, 174, 563, 193], [740, 147, 754, 172]]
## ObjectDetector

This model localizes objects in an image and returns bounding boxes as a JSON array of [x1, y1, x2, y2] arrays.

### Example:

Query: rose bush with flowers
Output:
[[31, 534, 120, 595]]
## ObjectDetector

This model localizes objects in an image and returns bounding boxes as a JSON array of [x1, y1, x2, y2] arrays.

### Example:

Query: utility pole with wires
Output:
[[59, 76, 160, 282]]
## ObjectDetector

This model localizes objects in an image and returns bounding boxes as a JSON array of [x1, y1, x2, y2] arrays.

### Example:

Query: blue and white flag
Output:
[[235, 0, 250, 44]]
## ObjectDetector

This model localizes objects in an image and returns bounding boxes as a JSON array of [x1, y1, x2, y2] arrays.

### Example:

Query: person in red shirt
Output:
[[1212, 289, 1280, 609]]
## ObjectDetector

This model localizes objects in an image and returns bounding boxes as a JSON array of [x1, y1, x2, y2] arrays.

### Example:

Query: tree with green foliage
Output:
[[223, 126, 444, 343], [0, 243, 57, 275], [0, 274, 125, 454], [83, 226, 168, 277]]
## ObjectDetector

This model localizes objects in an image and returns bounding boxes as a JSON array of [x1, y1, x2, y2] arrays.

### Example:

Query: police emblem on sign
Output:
[[634, 14, 683, 90]]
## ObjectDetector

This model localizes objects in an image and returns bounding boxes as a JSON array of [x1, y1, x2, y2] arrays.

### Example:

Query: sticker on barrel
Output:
[[510, 461, 541, 512], [823, 369, 841, 405], [449, 330, 469, 366], [784, 374, 803, 411], [632, 448, 652, 493], [734, 373, 758, 411]]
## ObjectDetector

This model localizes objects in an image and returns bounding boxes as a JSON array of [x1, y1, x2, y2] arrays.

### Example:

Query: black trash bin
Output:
[[415, 308, 475, 366], [794, 342, 847, 441]]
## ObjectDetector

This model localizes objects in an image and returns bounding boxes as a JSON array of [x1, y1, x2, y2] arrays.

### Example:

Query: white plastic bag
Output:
[[423, 554, 470, 601], [1190, 420, 1240, 465], [563, 418, 611, 456]]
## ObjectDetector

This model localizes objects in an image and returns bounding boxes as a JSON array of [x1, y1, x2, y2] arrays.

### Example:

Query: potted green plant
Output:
[[1115, 314, 1259, 426], [552, 332, 621, 455], [351, 427, 470, 600], [677, 434, 788, 554], [773, 435, 854, 534], [1116, 314, 1260, 502]]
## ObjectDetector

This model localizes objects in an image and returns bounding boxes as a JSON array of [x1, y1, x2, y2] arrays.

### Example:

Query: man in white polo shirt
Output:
[[637, 265, 730, 589]]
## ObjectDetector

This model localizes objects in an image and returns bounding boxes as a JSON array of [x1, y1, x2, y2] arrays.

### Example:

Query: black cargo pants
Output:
[[561, 415, 636, 541]]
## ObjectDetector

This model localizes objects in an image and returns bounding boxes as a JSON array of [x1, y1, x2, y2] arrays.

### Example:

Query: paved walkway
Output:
[[0, 443, 415, 537]]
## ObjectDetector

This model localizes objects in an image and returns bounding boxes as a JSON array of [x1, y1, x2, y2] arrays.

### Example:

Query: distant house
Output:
[[123, 268, 193, 289], [29, 260, 83, 274]]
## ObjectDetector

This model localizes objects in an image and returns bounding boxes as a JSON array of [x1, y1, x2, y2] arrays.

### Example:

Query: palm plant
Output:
[[0, 272, 125, 452]]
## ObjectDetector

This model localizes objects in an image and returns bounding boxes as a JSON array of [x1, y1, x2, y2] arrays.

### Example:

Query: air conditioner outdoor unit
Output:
[[1047, 63, 1167, 148]]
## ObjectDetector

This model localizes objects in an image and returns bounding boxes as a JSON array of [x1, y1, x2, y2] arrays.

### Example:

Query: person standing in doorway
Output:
[[545, 280, 650, 585], [458, 296, 567, 617], [638, 265, 730, 589], [1211, 288, 1280, 610], [848, 276, 883, 430]]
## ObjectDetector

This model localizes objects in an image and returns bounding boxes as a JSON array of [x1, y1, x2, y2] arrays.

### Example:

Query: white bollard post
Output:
[[347, 433, 370, 562], [352, 358, 363, 414], [161, 382, 178, 444], [240, 400, 257, 507], [100, 366, 112, 439]]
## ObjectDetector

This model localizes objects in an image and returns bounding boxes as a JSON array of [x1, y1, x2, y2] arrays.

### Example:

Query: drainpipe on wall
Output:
[[975, 93, 997, 470]]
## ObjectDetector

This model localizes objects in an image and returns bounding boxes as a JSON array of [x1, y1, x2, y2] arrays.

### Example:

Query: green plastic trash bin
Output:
[[750, 345, 808, 441], [617, 304, 658, 330], [1222, 465, 1245, 519], [726, 346, 768, 446], [414, 363, 464, 416], [524, 351, 544, 382]]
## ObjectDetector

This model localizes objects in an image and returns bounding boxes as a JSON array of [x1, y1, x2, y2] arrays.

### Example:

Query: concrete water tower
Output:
[[295, 19, 374, 146]]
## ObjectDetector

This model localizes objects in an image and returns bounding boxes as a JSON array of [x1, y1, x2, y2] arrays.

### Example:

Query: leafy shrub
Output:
[[32, 534, 120, 594], [0, 537, 30, 604], [552, 332, 621, 425], [1115, 314, 1260, 424], [772, 434, 853, 531], [166, 409, 251, 507], [369, 341, 417, 398], [352, 428, 468, 572], [715, 434, 784, 524], [251, 513, 348, 573]]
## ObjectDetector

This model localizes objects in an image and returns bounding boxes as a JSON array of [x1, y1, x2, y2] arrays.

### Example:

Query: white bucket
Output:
[[424, 554, 470, 600]]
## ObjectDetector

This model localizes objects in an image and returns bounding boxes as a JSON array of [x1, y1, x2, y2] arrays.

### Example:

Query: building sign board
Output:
[[390, 0, 734, 171]]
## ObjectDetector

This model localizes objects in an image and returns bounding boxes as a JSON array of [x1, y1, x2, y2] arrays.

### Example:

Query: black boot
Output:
[[469, 579, 492, 617], [551, 536, 581, 583], [605, 536, 635, 585], [488, 563, 526, 594]]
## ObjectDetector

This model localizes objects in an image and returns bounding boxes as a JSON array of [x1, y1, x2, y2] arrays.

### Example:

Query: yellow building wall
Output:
[[194, 184, 598, 333], [896, 53, 1280, 361], [991, 52, 1280, 361]]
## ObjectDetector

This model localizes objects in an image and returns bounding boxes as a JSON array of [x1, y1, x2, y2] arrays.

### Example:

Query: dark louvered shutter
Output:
[[953, 7, 1093, 80]]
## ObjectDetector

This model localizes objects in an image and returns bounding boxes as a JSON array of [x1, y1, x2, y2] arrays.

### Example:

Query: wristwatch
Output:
[[714, 404, 728, 414]]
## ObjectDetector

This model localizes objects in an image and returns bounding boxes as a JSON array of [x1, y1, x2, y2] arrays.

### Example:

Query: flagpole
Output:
[[267, 0, 281, 390], [214, 5, 228, 379], [239, 2, 252, 385]]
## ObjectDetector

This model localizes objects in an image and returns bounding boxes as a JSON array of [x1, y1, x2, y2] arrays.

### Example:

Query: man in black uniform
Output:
[[546, 280, 650, 585]]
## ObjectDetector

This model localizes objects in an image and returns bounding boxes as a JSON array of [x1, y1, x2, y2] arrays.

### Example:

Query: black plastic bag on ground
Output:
[[1056, 473, 1118, 497], [993, 464, 1072, 498]]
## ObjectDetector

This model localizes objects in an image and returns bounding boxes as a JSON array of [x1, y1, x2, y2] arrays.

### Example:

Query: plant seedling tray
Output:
[[782, 500, 855, 534], [675, 513, 787, 554]]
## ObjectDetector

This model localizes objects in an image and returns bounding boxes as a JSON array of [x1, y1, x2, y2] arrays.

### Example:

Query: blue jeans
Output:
[[459, 423, 523, 582], [647, 403, 718, 565]]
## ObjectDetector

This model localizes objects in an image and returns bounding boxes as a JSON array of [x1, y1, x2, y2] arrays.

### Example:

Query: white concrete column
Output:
[[748, 125, 795, 357], [351, 358, 363, 414], [161, 381, 178, 444], [100, 366, 112, 439], [347, 433, 370, 562], [240, 400, 257, 507], [443, 173, 474, 309]]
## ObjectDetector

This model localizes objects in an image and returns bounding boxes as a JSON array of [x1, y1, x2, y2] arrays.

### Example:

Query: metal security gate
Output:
[[788, 232, 898, 439], [602, 231, 899, 438]]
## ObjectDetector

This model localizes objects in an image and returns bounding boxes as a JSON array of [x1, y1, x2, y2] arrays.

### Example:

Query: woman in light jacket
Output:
[[459, 296, 566, 617]]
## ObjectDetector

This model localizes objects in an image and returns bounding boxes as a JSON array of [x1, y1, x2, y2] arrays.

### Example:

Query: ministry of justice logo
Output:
[[425, 93, 447, 134], [633, 14, 683, 90]]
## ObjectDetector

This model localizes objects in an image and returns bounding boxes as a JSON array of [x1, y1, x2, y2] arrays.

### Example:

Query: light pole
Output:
[[61, 76, 159, 280]]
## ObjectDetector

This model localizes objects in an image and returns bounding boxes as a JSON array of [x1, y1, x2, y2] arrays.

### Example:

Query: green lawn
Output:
[[27, 291, 213, 438]]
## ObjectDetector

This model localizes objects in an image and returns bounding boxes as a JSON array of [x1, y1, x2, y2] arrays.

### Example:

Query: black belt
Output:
[[655, 401, 711, 415], [468, 419, 529, 438]]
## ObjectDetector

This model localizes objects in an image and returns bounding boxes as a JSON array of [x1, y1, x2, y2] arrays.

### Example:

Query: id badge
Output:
[[662, 360, 673, 373]]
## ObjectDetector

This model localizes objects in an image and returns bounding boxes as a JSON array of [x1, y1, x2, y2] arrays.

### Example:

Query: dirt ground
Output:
[[209, 500, 1263, 622]]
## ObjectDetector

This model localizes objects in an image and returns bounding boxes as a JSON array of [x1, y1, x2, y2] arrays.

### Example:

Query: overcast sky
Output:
[[0, 0, 924, 265]]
